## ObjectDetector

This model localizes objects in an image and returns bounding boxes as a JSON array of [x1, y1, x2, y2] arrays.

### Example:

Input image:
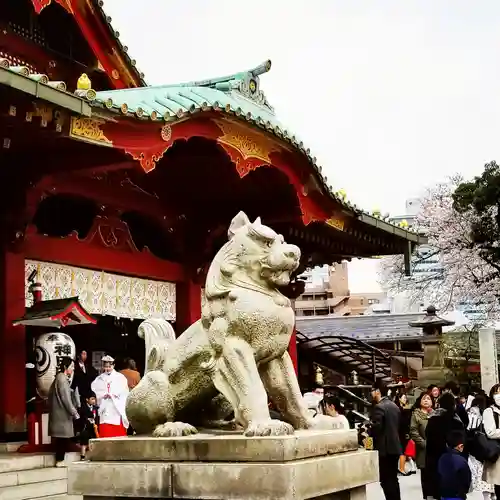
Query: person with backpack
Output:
[[483, 384, 500, 497], [467, 394, 495, 499]]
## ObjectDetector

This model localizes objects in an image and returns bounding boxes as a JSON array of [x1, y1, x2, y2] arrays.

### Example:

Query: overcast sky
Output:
[[105, 0, 500, 292]]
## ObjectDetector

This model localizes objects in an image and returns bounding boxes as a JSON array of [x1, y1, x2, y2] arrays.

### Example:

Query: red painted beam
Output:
[[36, 173, 172, 222], [24, 232, 185, 283]]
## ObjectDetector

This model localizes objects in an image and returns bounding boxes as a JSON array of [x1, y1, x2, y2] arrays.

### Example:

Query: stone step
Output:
[[0, 444, 25, 454], [0, 466, 67, 488], [38, 496, 81, 500], [33, 496, 81, 500], [0, 478, 67, 500], [0, 455, 54, 474]]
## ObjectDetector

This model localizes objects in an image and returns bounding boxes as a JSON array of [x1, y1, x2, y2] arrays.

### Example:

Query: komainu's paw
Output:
[[153, 422, 198, 437], [244, 419, 294, 437]]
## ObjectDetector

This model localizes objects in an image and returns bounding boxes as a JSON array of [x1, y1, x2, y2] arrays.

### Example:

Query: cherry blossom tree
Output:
[[378, 174, 500, 319]]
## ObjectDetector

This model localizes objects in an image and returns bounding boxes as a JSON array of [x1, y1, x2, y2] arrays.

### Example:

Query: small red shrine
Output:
[[0, 0, 426, 441]]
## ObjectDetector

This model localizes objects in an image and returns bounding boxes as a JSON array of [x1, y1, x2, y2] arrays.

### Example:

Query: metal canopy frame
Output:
[[296, 331, 392, 382]]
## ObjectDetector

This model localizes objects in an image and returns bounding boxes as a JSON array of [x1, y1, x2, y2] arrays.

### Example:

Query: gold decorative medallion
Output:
[[161, 124, 172, 142], [69, 117, 112, 146]]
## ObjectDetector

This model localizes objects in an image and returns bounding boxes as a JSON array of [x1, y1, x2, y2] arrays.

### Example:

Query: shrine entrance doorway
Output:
[[67, 315, 148, 374]]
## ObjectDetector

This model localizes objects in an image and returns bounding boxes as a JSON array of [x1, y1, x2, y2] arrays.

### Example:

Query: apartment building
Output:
[[296, 262, 386, 317]]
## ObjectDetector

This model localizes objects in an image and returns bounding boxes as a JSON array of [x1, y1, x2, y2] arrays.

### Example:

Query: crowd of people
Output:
[[45, 350, 500, 500], [47, 351, 141, 467], [366, 379, 500, 500]]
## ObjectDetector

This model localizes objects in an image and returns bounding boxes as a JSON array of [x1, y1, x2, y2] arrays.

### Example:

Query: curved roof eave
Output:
[[71, 59, 423, 242]]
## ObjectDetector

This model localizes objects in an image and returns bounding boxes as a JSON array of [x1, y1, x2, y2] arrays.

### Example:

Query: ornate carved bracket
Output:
[[82, 209, 139, 253], [24, 208, 141, 255], [213, 118, 280, 177], [70, 117, 113, 146]]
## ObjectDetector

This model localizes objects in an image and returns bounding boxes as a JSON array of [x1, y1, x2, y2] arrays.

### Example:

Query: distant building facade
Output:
[[296, 262, 386, 317]]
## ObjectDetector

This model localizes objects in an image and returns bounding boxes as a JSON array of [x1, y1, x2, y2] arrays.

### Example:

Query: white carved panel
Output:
[[25, 260, 176, 321]]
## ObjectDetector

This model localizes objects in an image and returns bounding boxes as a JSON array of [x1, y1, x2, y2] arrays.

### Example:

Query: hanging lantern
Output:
[[35, 332, 76, 399]]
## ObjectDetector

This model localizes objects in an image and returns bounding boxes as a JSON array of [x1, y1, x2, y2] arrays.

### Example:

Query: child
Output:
[[437, 429, 472, 500], [78, 391, 99, 460]]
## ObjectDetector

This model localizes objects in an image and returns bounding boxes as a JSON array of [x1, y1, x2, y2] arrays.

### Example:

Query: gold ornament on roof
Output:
[[372, 207, 381, 217], [337, 188, 347, 200], [400, 219, 409, 229], [77, 73, 91, 90]]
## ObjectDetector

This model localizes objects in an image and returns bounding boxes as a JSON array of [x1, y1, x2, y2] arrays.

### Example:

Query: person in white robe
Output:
[[91, 355, 129, 438]]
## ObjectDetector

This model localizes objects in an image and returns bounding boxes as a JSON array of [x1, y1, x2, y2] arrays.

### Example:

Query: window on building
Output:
[[368, 298, 380, 305], [315, 308, 329, 316]]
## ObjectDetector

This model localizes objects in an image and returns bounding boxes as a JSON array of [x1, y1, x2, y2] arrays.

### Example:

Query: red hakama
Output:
[[99, 421, 127, 438]]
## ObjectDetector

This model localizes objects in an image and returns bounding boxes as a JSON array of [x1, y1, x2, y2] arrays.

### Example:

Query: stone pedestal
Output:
[[68, 430, 378, 500], [480, 327, 499, 393]]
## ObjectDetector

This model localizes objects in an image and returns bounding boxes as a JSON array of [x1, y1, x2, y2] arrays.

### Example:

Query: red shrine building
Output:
[[0, 0, 425, 441]]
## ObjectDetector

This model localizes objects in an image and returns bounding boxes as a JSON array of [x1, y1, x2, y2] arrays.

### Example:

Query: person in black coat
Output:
[[369, 380, 402, 500], [394, 392, 412, 475], [425, 392, 465, 500], [72, 350, 97, 399], [444, 381, 469, 428]]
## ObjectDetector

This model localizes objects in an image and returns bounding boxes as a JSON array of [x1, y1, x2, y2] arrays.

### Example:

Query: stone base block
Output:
[[87, 429, 358, 463], [69, 431, 378, 500]]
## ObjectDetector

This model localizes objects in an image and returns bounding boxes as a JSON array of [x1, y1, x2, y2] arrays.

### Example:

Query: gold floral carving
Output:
[[69, 117, 112, 146], [326, 217, 345, 231], [213, 118, 279, 163]]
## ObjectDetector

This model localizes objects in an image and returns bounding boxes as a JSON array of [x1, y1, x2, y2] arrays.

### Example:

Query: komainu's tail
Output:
[[138, 318, 176, 373]]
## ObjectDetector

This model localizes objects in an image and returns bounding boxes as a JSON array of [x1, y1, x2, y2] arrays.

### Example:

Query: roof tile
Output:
[[296, 313, 425, 341]]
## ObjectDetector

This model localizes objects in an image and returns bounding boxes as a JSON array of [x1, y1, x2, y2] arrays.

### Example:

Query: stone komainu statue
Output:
[[126, 212, 327, 437]]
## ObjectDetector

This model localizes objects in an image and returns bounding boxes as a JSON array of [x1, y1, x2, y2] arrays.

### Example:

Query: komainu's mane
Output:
[[204, 240, 239, 300]]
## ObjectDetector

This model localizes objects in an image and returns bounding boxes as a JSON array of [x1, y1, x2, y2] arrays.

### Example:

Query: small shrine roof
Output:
[[13, 297, 96, 327]]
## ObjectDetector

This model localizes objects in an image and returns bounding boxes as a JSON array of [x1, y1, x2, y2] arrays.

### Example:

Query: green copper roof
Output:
[[92, 60, 283, 130]]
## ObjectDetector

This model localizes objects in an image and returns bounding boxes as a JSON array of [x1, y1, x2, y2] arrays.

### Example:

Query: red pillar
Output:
[[288, 327, 298, 375], [288, 297, 298, 374], [0, 250, 27, 437], [175, 280, 202, 334]]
